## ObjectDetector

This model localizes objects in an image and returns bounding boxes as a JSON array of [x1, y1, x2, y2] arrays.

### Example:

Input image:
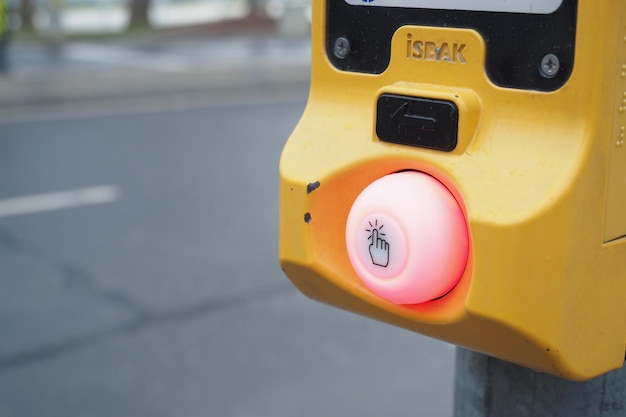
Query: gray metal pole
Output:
[[453, 348, 626, 417]]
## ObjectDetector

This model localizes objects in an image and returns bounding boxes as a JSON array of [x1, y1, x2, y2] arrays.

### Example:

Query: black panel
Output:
[[377, 94, 458, 151], [327, 1, 577, 91]]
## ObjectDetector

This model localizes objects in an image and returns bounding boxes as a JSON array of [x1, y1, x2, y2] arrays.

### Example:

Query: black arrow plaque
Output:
[[376, 94, 458, 152]]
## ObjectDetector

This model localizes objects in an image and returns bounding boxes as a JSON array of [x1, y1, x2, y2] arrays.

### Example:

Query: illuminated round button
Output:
[[345, 171, 469, 305]]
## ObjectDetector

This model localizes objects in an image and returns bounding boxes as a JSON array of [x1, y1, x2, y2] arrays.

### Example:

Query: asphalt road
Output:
[[0, 85, 455, 417]]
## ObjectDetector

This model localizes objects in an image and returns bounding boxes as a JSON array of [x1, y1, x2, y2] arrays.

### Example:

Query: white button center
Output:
[[355, 213, 407, 279]]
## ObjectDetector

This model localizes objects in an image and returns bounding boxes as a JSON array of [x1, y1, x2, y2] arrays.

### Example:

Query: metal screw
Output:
[[334, 37, 351, 59], [539, 54, 560, 78]]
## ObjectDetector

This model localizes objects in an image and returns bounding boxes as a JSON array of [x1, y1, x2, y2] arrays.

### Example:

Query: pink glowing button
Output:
[[345, 171, 469, 305]]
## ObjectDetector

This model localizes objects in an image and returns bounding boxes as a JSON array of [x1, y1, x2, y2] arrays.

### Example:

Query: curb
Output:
[[0, 61, 311, 107]]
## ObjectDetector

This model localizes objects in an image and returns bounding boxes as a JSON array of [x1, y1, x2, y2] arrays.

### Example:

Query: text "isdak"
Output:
[[406, 34, 467, 64]]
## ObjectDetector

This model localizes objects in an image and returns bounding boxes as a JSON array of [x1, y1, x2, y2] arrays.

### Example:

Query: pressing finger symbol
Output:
[[368, 222, 390, 267]]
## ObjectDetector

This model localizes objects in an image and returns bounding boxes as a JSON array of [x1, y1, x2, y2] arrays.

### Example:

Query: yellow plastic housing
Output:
[[279, 0, 626, 380]]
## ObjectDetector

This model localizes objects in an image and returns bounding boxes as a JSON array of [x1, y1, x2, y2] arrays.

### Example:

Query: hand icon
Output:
[[369, 228, 390, 267]]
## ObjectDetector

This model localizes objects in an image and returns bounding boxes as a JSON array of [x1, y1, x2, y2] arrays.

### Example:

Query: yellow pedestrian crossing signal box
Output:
[[279, 0, 626, 381]]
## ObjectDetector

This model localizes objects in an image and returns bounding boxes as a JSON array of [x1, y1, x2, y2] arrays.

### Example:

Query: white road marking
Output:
[[0, 186, 121, 219]]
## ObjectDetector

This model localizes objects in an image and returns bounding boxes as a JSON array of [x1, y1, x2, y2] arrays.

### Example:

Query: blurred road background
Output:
[[0, 1, 455, 416]]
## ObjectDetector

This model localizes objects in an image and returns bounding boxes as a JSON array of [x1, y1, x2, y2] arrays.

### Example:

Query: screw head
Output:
[[539, 54, 560, 78], [333, 37, 351, 59]]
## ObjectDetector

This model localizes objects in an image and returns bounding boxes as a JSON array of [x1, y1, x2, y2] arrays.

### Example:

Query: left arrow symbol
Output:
[[391, 103, 438, 133]]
